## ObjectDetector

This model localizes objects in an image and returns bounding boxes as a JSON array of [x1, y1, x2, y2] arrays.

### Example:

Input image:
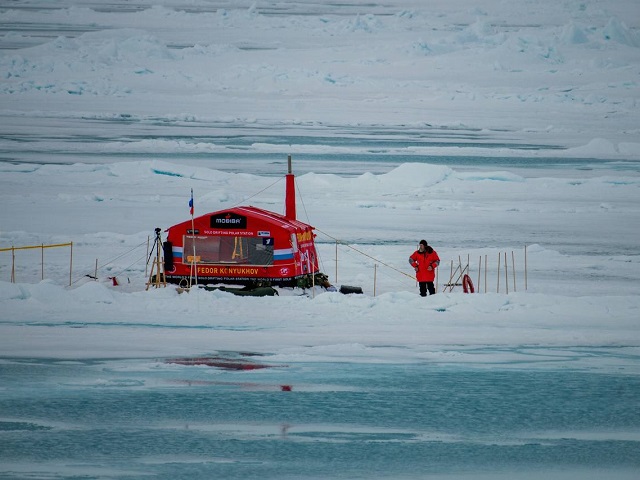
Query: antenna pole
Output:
[[285, 155, 296, 220]]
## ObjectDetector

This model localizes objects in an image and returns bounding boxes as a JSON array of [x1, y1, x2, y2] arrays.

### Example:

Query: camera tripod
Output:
[[146, 227, 167, 290]]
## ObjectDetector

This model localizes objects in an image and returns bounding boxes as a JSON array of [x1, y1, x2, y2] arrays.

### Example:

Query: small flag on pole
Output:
[[189, 189, 194, 216]]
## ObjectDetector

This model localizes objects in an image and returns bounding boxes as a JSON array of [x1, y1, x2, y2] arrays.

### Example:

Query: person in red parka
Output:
[[409, 240, 440, 296]]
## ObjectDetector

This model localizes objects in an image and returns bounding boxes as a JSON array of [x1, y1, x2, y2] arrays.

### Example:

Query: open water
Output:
[[1, 353, 639, 479]]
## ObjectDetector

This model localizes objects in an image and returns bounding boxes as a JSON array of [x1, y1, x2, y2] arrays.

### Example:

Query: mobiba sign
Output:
[[210, 212, 247, 229]]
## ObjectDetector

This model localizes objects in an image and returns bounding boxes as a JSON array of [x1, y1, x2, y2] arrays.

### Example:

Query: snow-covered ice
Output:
[[1, 1, 639, 478]]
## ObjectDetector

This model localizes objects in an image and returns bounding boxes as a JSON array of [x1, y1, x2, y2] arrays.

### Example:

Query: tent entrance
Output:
[[183, 236, 274, 265]]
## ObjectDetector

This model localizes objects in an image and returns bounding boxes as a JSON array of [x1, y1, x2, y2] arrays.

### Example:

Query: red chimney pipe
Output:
[[285, 155, 296, 220]]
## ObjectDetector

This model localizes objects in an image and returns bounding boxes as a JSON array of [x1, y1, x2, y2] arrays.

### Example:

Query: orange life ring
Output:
[[462, 274, 474, 293]]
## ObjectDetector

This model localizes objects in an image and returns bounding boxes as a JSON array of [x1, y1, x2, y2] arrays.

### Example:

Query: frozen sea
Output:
[[2, 353, 640, 480], [2, 1, 640, 479]]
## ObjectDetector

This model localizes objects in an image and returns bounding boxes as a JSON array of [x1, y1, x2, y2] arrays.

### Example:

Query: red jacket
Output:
[[409, 248, 440, 282]]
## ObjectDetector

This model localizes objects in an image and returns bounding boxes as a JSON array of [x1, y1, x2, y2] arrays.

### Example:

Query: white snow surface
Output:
[[0, 0, 639, 369], [1, 159, 639, 369]]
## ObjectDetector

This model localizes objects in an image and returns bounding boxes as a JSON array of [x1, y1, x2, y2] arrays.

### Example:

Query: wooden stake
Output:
[[69, 242, 73, 287], [444, 260, 460, 292], [335, 240, 338, 284], [477, 255, 481, 293], [497, 252, 501, 293], [504, 251, 509, 294], [444, 261, 466, 293], [435, 263, 438, 293], [310, 254, 315, 298], [145, 235, 150, 279], [373, 264, 377, 297], [11, 246, 15, 283], [524, 244, 528, 290], [484, 254, 487, 293], [512, 250, 517, 292]]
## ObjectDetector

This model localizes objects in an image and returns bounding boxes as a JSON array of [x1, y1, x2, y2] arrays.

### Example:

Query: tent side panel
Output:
[[163, 209, 320, 285]]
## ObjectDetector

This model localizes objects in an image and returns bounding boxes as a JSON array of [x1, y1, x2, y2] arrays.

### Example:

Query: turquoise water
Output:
[[1, 355, 639, 479]]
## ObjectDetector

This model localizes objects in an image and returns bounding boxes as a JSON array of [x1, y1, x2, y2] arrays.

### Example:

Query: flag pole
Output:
[[189, 188, 198, 287]]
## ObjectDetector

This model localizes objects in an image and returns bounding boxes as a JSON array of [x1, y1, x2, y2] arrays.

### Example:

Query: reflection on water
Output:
[[1, 355, 639, 479]]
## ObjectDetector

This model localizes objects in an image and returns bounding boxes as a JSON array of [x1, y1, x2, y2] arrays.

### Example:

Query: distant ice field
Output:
[[1, 114, 639, 178], [2, 0, 639, 168]]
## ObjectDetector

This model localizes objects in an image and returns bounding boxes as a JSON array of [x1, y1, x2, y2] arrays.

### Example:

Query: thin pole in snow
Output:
[[444, 260, 454, 292], [335, 240, 338, 284], [450, 260, 453, 285], [512, 250, 517, 292], [308, 254, 314, 298], [145, 235, 150, 279], [497, 252, 501, 293], [524, 244, 528, 290], [69, 242, 73, 287], [373, 263, 377, 297], [504, 251, 509, 295], [484, 254, 487, 293]]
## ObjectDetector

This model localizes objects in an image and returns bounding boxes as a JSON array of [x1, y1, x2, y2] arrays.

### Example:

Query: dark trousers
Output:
[[419, 282, 435, 296]]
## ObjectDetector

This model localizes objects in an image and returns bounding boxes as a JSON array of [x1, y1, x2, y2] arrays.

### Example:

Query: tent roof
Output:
[[168, 205, 314, 232], [236, 206, 314, 230]]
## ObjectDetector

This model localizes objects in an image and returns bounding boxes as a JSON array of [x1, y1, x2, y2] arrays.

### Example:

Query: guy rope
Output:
[[314, 228, 415, 282]]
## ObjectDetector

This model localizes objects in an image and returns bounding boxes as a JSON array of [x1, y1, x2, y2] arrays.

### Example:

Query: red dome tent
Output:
[[162, 158, 322, 288]]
